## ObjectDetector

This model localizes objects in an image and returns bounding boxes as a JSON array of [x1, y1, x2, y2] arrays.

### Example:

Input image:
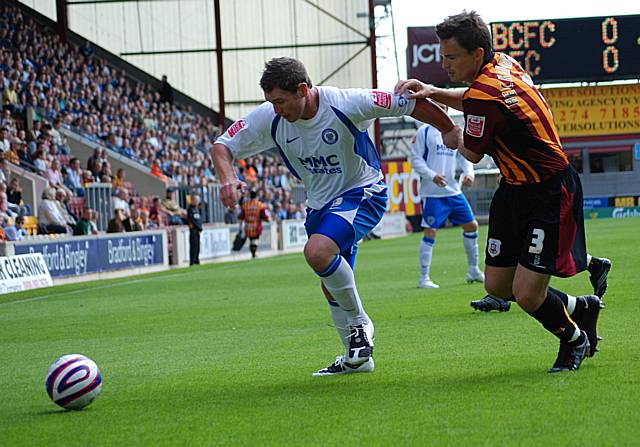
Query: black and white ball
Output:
[[45, 354, 102, 410]]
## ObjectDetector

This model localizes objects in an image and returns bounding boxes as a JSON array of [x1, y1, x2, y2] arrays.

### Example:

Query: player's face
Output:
[[439, 38, 484, 84], [265, 86, 306, 122]]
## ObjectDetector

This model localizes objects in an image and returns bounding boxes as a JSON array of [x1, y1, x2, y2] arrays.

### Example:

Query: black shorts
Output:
[[485, 166, 587, 277]]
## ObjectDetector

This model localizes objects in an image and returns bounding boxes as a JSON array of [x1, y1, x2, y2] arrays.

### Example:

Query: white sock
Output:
[[463, 231, 479, 269], [319, 255, 369, 326], [327, 299, 349, 349], [420, 237, 435, 278], [565, 294, 577, 315], [568, 325, 581, 343]]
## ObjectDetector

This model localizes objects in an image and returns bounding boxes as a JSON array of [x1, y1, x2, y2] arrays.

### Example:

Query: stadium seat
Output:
[[23, 215, 39, 235], [68, 197, 85, 218]]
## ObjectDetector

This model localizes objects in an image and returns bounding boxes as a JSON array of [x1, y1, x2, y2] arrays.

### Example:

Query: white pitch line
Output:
[[0, 270, 198, 306]]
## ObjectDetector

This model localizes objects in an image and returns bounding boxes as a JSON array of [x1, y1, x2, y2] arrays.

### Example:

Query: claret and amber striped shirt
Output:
[[462, 53, 568, 185]]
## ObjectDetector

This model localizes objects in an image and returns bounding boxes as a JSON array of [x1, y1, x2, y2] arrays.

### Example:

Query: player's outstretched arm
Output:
[[212, 143, 246, 207], [395, 79, 464, 111], [410, 99, 461, 149]]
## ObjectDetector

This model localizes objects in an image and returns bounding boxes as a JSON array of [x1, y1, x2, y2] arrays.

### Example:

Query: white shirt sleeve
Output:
[[333, 88, 416, 131], [410, 125, 437, 181], [215, 102, 275, 159]]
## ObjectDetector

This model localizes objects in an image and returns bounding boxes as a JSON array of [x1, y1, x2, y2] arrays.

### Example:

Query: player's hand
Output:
[[462, 175, 474, 187], [433, 174, 448, 187], [394, 79, 435, 99], [220, 180, 246, 208], [442, 125, 462, 149]]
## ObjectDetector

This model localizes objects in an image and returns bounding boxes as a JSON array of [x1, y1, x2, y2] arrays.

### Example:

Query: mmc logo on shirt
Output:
[[297, 155, 343, 174]]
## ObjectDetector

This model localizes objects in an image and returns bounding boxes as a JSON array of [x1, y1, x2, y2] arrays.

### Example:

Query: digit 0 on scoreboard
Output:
[[490, 15, 640, 83]]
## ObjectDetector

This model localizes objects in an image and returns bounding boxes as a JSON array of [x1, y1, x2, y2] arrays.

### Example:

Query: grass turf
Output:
[[0, 217, 638, 446]]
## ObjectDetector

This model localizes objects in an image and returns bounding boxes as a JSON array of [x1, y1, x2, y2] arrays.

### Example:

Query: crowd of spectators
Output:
[[0, 4, 305, 241]]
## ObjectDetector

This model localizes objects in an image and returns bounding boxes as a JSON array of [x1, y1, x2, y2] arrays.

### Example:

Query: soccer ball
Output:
[[45, 354, 102, 410]]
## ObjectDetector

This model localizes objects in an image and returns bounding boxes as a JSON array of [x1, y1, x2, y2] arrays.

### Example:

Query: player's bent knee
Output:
[[462, 220, 478, 232], [304, 236, 339, 272], [423, 228, 437, 239]]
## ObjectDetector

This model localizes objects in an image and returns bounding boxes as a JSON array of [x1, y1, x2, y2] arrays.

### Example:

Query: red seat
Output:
[[68, 197, 85, 217]]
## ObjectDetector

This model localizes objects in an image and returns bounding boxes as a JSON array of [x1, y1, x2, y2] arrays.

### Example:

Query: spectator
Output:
[[0, 127, 10, 154], [124, 207, 142, 232], [86, 147, 102, 172], [138, 208, 155, 230], [272, 202, 287, 222], [0, 191, 17, 220], [46, 157, 65, 189], [224, 204, 240, 224], [107, 208, 126, 233], [187, 193, 203, 265], [149, 196, 162, 227], [0, 158, 8, 184], [73, 207, 99, 235], [2, 81, 19, 113], [159, 75, 173, 104], [112, 167, 126, 190], [37, 188, 69, 234], [5, 215, 27, 241], [32, 149, 48, 176], [65, 157, 86, 196], [6, 178, 26, 215], [55, 188, 77, 231], [160, 188, 186, 225], [49, 117, 71, 155], [111, 188, 130, 216]]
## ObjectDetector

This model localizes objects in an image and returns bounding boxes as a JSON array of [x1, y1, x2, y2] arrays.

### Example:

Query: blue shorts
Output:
[[421, 194, 475, 229], [305, 182, 387, 269]]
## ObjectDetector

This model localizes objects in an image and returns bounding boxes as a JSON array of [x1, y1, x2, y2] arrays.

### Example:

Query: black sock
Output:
[[528, 289, 583, 344], [548, 287, 586, 316]]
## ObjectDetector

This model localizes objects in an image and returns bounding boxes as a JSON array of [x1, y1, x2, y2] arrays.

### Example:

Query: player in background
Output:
[[239, 190, 270, 259], [410, 111, 484, 289], [395, 11, 610, 372], [213, 57, 460, 376]]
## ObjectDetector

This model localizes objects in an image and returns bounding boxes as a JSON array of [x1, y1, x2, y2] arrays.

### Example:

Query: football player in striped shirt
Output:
[[396, 11, 610, 373]]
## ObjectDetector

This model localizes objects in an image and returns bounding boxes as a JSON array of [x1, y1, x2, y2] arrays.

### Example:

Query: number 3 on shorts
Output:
[[528, 228, 545, 254]]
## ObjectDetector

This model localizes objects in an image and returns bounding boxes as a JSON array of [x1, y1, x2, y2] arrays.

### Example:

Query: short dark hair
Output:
[[436, 11, 493, 63], [260, 57, 312, 93]]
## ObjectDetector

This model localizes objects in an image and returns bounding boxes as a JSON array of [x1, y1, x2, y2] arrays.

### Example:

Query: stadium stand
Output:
[[0, 3, 305, 239]]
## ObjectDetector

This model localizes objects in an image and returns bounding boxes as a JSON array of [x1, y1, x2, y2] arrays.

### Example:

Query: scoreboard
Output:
[[490, 15, 640, 83]]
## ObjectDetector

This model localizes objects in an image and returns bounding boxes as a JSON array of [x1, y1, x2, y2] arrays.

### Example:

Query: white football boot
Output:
[[418, 276, 439, 288], [466, 268, 485, 284], [312, 355, 375, 377]]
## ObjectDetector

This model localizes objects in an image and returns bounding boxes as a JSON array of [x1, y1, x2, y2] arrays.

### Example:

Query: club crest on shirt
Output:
[[227, 119, 246, 138], [322, 128, 339, 145], [371, 90, 392, 109], [465, 114, 485, 138], [487, 238, 501, 257]]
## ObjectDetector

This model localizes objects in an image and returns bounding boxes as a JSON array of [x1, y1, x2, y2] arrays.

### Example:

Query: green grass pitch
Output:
[[1, 218, 638, 446]]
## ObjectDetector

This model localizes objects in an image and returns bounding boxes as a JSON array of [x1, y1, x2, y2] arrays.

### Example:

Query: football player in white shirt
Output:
[[410, 116, 484, 289], [213, 57, 461, 376]]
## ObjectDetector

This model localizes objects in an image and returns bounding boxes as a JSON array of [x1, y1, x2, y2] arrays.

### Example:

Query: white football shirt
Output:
[[410, 124, 474, 198], [216, 86, 415, 209]]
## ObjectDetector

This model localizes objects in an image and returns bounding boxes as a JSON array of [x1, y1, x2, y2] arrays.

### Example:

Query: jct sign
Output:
[[407, 27, 455, 86], [382, 160, 422, 217]]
